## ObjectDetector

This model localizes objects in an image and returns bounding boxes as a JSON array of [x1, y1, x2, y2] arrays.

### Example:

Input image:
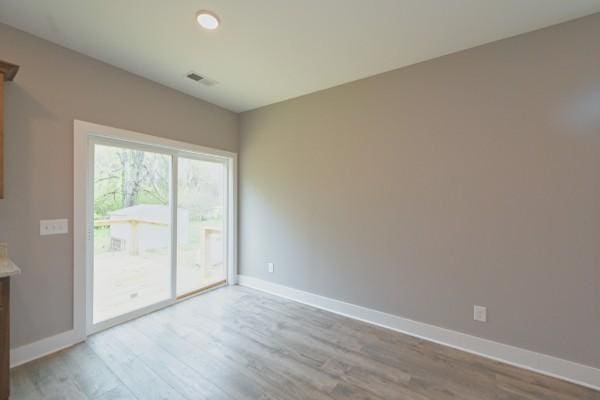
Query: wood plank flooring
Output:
[[10, 286, 600, 399]]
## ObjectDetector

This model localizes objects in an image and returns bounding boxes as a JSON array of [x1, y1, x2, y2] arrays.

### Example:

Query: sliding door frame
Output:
[[74, 120, 237, 338]]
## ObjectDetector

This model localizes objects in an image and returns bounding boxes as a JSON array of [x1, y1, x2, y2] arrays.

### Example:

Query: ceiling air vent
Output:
[[185, 71, 218, 87]]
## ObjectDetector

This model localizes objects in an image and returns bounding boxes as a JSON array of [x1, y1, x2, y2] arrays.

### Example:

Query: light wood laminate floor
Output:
[[10, 286, 600, 399]]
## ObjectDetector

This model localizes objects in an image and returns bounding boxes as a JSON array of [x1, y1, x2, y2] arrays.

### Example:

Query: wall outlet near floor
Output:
[[268, 262, 275, 273], [40, 219, 69, 236], [473, 305, 487, 322]]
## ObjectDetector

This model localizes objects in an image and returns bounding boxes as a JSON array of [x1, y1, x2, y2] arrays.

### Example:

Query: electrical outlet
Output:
[[268, 262, 275, 273], [474, 305, 487, 322], [40, 219, 69, 236]]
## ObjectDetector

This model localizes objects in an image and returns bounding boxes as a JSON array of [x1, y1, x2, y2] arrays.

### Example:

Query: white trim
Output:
[[227, 154, 238, 285], [170, 155, 179, 299], [10, 330, 83, 368], [74, 120, 238, 336], [87, 298, 174, 335], [73, 122, 89, 341], [74, 120, 236, 159], [237, 274, 600, 391]]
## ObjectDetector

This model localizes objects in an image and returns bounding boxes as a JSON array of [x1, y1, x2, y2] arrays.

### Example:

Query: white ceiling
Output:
[[1, 1, 600, 112]]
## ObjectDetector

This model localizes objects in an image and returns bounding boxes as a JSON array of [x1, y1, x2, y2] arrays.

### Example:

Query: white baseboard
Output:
[[10, 329, 85, 368], [238, 274, 600, 391]]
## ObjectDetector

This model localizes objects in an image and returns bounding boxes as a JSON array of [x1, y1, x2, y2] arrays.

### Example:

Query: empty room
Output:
[[0, 1, 599, 399]]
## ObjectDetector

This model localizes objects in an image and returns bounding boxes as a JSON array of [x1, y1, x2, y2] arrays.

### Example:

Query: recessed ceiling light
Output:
[[196, 11, 220, 30]]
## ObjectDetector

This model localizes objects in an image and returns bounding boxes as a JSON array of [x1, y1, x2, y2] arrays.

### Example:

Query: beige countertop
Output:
[[0, 256, 20, 278]]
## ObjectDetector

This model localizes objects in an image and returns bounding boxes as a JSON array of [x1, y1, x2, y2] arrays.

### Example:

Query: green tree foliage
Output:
[[94, 144, 224, 222], [177, 157, 224, 222], [94, 145, 170, 218]]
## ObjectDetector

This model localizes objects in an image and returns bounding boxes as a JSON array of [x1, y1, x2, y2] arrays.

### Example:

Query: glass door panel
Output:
[[92, 143, 172, 324], [176, 157, 226, 297]]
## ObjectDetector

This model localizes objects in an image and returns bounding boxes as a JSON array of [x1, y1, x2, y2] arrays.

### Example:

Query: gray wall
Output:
[[0, 23, 239, 348], [240, 14, 600, 368]]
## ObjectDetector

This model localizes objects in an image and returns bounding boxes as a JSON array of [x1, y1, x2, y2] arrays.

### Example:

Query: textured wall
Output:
[[0, 23, 239, 348], [240, 14, 600, 367]]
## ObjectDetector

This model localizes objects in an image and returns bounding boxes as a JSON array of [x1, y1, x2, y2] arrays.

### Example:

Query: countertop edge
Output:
[[0, 257, 21, 278]]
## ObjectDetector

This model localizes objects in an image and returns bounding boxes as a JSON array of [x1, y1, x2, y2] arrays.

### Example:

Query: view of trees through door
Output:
[[93, 144, 172, 323], [177, 157, 226, 297], [92, 142, 227, 325]]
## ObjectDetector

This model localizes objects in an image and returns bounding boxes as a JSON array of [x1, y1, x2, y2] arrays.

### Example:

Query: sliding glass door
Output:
[[176, 157, 226, 297], [89, 137, 230, 331], [92, 143, 173, 324]]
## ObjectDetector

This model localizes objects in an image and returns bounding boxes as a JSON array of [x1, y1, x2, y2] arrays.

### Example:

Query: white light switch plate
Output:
[[474, 305, 487, 322], [40, 219, 69, 236], [268, 262, 275, 273]]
